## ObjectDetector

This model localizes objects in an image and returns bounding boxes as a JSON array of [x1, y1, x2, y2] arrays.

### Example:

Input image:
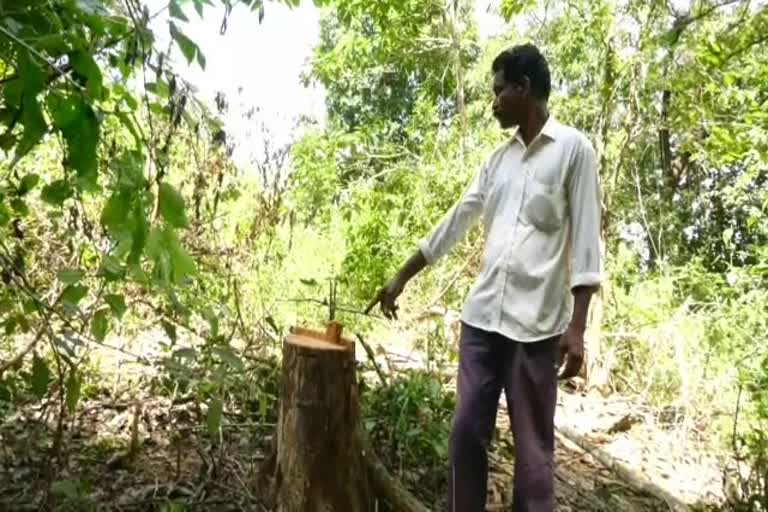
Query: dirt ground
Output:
[[0, 386, 721, 512], [0, 326, 728, 511]]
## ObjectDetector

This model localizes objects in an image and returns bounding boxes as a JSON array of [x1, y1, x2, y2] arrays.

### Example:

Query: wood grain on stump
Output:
[[273, 322, 371, 512]]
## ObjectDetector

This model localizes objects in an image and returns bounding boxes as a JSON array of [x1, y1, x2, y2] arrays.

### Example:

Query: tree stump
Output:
[[272, 321, 371, 512]]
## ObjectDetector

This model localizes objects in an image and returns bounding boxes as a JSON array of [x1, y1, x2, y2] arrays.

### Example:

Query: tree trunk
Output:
[[272, 323, 371, 512]]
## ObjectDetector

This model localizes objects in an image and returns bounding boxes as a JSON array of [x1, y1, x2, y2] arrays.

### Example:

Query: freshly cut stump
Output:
[[272, 323, 371, 512]]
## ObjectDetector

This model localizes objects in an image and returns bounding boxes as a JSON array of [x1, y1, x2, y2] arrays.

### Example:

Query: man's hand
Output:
[[557, 324, 585, 380], [365, 277, 405, 320]]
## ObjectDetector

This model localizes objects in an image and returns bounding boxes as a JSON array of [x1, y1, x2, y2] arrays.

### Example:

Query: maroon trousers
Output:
[[448, 322, 558, 512]]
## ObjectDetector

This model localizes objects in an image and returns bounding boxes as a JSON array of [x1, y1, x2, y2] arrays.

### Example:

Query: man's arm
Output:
[[559, 136, 602, 379], [366, 162, 487, 319]]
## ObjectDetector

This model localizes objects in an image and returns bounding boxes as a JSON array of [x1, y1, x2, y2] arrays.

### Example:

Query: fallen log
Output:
[[555, 423, 690, 512]]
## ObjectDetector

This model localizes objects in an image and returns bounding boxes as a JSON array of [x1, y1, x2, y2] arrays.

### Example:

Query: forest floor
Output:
[[0, 328, 727, 511]]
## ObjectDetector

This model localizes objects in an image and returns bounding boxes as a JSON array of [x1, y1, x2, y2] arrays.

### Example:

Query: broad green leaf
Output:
[[169, 22, 198, 65], [18, 49, 45, 94], [17, 95, 47, 160], [212, 346, 244, 371], [101, 191, 130, 233], [53, 99, 100, 181], [90, 309, 109, 342], [10, 198, 28, 216], [170, 0, 189, 22], [61, 285, 88, 306], [18, 174, 40, 195], [57, 268, 85, 284], [196, 49, 206, 70], [104, 294, 127, 319], [158, 183, 188, 228], [71, 51, 103, 99], [65, 371, 81, 414], [165, 227, 196, 283], [41, 180, 74, 205], [31, 354, 50, 399], [206, 398, 223, 436], [128, 201, 149, 264]]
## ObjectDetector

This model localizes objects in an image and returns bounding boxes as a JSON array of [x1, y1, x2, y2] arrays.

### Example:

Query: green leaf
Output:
[[65, 371, 81, 414], [18, 174, 40, 195], [71, 51, 103, 99], [193, 0, 204, 17], [61, 285, 88, 306], [162, 319, 177, 344], [128, 201, 149, 264], [101, 191, 130, 233], [90, 309, 109, 342], [0, 203, 10, 226], [196, 49, 206, 70], [57, 268, 85, 284], [31, 354, 50, 399], [17, 95, 48, 160], [202, 306, 219, 338], [105, 294, 127, 320], [169, 22, 198, 65], [169, 0, 189, 22], [206, 398, 223, 436], [41, 180, 74, 205], [165, 227, 196, 283], [212, 346, 244, 371], [18, 49, 45, 94], [172, 347, 196, 359], [53, 98, 100, 182], [10, 198, 28, 216], [158, 182, 188, 228]]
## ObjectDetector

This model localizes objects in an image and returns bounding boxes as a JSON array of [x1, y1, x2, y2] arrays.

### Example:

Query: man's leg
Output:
[[503, 337, 558, 512], [447, 323, 504, 512]]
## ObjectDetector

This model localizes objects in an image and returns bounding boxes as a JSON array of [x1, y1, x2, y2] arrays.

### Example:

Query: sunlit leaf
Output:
[[105, 294, 127, 319], [169, 22, 198, 64], [213, 346, 244, 371], [41, 180, 74, 205], [57, 268, 85, 284], [158, 182, 188, 228], [61, 285, 88, 306], [18, 174, 40, 195], [90, 308, 109, 342], [169, 0, 189, 22]]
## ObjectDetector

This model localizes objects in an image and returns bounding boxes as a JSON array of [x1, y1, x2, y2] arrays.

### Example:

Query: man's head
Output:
[[491, 44, 551, 129]]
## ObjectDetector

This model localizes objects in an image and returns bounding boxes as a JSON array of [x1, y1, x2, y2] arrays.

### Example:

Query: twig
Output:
[[355, 333, 388, 387], [0, 26, 85, 93]]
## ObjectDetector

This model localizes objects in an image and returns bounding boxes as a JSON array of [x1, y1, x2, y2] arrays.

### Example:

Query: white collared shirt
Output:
[[418, 117, 602, 342]]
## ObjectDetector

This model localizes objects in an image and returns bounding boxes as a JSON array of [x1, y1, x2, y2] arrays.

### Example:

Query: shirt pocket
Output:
[[521, 179, 566, 233]]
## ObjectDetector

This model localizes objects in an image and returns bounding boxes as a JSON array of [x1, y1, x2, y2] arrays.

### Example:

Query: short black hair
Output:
[[492, 44, 551, 100]]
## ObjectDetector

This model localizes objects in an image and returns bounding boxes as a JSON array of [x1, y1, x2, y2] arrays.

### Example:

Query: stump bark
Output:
[[272, 322, 371, 512]]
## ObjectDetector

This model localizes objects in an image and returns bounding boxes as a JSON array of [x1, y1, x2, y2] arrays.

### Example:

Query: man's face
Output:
[[492, 70, 525, 129]]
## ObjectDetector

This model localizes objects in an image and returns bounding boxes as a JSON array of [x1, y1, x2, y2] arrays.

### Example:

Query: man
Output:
[[366, 44, 601, 511]]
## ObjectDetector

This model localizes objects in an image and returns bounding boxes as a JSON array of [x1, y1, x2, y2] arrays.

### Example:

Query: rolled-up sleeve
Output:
[[567, 136, 602, 289], [418, 164, 486, 265]]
